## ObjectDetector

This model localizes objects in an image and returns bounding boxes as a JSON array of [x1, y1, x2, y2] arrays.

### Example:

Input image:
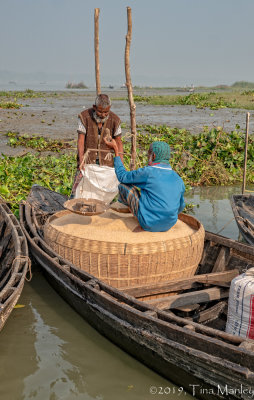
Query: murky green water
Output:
[[1, 185, 254, 400], [0, 272, 194, 400]]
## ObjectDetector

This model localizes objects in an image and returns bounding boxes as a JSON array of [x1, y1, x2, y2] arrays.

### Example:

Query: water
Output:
[[1, 271, 187, 400], [185, 185, 247, 239], [1, 185, 253, 399], [1, 85, 254, 136]]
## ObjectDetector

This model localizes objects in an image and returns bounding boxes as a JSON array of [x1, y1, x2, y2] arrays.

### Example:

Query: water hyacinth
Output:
[[0, 124, 253, 215]]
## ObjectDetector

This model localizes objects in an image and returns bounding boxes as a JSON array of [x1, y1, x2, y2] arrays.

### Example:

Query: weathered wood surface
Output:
[[94, 8, 101, 95], [191, 301, 227, 323], [122, 269, 238, 298], [0, 199, 28, 331], [26, 184, 67, 216], [125, 7, 137, 170], [146, 287, 229, 310], [231, 194, 254, 246], [242, 112, 250, 194]]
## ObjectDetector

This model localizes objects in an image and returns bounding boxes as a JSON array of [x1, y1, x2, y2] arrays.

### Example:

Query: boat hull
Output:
[[22, 211, 254, 400], [0, 200, 28, 331], [231, 195, 254, 246]]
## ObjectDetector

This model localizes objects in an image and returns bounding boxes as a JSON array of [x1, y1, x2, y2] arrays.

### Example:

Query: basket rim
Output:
[[45, 211, 205, 255]]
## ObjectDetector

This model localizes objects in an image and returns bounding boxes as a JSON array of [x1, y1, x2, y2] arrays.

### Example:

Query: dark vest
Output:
[[78, 108, 120, 167]]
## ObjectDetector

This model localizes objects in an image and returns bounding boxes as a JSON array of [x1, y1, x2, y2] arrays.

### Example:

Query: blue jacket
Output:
[[114, 156, 185, 232]]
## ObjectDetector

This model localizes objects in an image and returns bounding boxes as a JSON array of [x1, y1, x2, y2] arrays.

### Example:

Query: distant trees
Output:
[[65, 81, 88, 89]]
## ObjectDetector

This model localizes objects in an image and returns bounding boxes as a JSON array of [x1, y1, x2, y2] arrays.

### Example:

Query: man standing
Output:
[[104, 139, 185, 232], [71, 94, 123, 198]]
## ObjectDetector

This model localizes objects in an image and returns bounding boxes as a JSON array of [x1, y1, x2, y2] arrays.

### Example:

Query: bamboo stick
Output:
[[125, 6, 137, 170], [242, 112, 250, 194], [94, 8, 101, 95]]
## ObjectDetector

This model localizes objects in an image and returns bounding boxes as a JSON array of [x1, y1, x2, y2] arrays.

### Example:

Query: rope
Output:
[[12, 255, 32, 282], [104, 152, 113, 161], [216, 217, 235, 234]]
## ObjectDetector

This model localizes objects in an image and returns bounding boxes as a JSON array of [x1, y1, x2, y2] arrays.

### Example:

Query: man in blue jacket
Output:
[[104, 138, 185, 232]]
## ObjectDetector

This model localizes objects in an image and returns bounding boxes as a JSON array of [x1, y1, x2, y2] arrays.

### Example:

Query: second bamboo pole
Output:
[[125, 6, 137, 170], [94, 8, 101, 95]]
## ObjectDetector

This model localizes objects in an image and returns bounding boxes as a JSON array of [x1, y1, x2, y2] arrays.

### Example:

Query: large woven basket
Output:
[[44, 211, 205, 289]]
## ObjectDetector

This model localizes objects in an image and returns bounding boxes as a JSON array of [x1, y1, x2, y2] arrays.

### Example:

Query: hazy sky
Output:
[[1, 0, 254, 86]]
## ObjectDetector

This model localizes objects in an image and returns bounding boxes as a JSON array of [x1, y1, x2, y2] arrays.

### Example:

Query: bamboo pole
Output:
[[94, 8, 101, 95], [242, 112, 250, 194], [125, 6, 137, 170]]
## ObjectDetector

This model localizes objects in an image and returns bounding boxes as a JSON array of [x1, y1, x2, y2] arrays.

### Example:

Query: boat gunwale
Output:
[[231, 194, 254, 246], [0, 199, 29, 327]]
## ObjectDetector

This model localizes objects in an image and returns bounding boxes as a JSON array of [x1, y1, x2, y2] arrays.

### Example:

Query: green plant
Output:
[[0, 153, 76, 216], [6, 132, 74, 152], [0, 101, 23, 109]]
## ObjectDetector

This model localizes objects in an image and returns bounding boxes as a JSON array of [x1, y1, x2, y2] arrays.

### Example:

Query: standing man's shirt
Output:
[[114, 157, 185, 232]]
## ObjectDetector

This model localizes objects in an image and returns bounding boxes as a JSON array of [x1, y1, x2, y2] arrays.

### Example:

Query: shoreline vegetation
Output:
[[1, 123, 253, 216], [1, 81, 254, 109], [113, 90, 254, 111]]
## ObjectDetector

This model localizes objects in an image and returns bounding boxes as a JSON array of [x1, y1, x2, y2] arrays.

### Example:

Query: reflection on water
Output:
[[185, 185, 254, 239], [0, 271, 193, 400], [23, 305, 90, 400]]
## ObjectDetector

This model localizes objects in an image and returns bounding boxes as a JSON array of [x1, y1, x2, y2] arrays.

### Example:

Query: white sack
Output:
[[226, 267, 254, 339], [75, 164, 119, 204]]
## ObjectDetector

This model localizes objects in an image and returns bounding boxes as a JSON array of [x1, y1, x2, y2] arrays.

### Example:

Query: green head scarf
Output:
[[151, 141, 171, 164]]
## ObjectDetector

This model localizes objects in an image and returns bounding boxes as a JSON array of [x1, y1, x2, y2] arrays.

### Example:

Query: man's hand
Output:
[[104, 137, 119, 156]]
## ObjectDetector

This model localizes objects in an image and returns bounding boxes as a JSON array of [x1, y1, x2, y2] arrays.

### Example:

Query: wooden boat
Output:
[[20, 185, 254, 399], [0, 198, 29, 331], [231, 194, 254, 246]]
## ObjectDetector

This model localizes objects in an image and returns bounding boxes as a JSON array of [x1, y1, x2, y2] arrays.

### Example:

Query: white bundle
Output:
[[226, 267, 254, 339], [75, 164, 119, 204]]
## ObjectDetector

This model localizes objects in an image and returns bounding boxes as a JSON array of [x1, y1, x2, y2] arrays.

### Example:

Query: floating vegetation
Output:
[[116, 91, 254, 110], [65, 81, 88, 89], [6, 132, 74, 152], [0, 101, 23, 109], [123, 124, 254, 187], [0, 89, 45, 99], [1, 124, 253, 215], [0, 153, 76, 216]]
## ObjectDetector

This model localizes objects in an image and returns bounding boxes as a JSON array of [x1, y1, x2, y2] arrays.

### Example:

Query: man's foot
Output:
[[132, 225, 145, 232], [110, 201, 131, 213]]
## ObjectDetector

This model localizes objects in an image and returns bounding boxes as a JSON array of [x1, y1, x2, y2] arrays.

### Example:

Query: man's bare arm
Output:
[[115, 136, 124, 162], [77, 133, 85, 170]]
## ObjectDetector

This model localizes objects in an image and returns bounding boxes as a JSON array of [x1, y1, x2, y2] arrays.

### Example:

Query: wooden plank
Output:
[[212, 247, 229, 273], [175, 304, 199, 313], [197, 240, 212, 274], [197, 279, 230, 288], [191, 301, 227, 323], [122, 269, 238, 298], [205, 230, 254, 256], [146, 287, 229, 310]]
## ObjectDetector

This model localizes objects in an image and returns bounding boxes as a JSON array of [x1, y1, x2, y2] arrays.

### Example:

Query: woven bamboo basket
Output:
[[44, 210, 205, 289]]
